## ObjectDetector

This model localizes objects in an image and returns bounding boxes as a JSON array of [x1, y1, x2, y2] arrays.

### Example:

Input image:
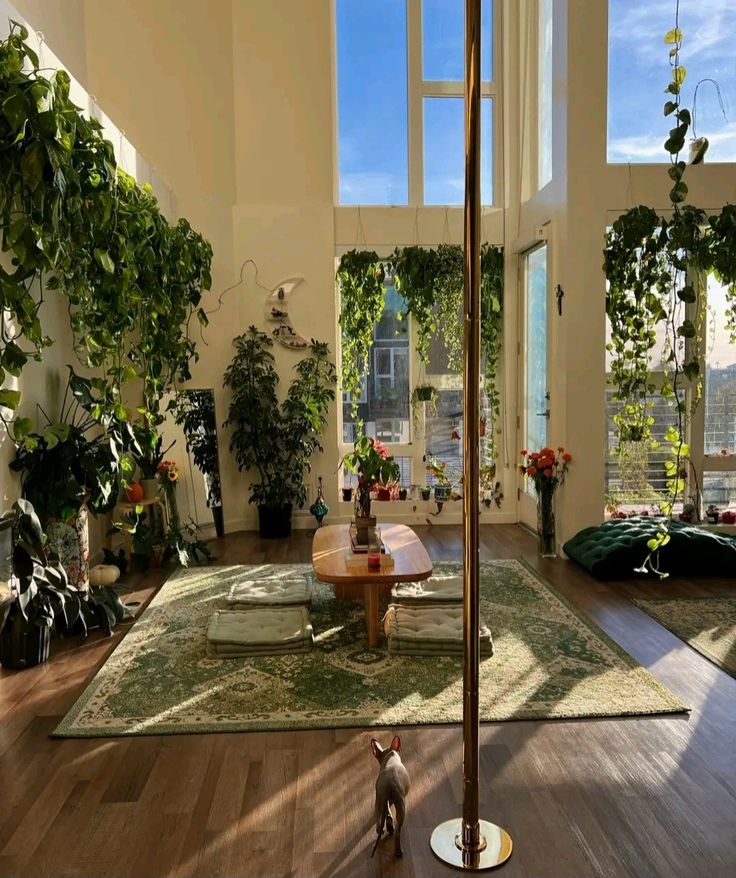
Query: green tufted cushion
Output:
[[563, 517, 736, 579]]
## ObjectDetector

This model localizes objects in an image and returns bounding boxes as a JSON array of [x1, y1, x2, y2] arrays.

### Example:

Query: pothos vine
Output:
[[336, 243, 504, 447], [602, 6, 736, 577]]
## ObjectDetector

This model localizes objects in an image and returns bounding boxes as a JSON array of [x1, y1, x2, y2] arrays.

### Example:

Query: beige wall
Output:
[[5, 0, 736, 543]]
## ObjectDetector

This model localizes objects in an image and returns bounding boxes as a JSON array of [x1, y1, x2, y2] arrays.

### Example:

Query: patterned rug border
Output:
[[53, 559, 687, 738], [632, 596, 736, 679]]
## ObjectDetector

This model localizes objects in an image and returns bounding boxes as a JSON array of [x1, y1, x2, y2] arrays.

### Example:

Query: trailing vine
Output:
[[0, 21, 212, 444], [601, 7, 736, 577], [336, 249, 386, 417], [337, 242, 504, 448]]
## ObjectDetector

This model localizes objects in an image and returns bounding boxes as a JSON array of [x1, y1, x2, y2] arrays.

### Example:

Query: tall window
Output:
[[336, 0, 498, 205], [537, 0, 553, 188], [608, 1, 736, 163]]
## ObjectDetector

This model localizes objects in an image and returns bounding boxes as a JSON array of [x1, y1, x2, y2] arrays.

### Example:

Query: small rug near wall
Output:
[[632, 597, 736, 678], [53, 560, 685, 738]]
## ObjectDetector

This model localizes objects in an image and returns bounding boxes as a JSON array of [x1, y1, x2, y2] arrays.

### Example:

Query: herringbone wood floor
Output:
[[1, 524, 735, 877]]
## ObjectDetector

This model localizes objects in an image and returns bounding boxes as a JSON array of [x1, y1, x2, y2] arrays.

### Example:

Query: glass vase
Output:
[[536, 484, 556, 558]]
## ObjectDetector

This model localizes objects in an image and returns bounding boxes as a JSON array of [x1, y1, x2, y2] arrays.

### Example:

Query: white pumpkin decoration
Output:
[[89, 564, 121, 588]]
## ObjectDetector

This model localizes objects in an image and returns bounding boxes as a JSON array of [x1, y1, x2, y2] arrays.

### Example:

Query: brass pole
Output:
[[461, 0, 482, 852], [430, 0, 512, 868]]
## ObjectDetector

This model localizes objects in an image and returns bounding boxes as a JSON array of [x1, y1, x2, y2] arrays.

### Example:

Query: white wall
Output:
[[6, 0, 736, 543]]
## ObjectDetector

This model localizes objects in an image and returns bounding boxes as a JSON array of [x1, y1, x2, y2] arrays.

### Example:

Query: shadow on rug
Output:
[[633, 596, 736, 678], [54, 559, 686, 737]]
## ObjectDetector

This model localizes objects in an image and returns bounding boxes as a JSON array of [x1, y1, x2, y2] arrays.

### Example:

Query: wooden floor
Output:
[[1, 524, 735, 878]]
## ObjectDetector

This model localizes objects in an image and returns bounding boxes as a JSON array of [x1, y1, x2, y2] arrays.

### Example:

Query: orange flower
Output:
[[527, 465, 537, 477]]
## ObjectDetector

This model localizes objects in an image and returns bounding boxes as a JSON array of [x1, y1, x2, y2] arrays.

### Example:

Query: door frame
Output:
[[516, 232, 553, 529]]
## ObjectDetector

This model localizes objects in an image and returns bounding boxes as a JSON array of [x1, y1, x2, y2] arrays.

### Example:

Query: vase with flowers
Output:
[[519, 446, 572, 557], [340, 436, 400, 544]]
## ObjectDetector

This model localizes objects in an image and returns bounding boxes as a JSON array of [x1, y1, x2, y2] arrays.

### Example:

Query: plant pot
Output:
[[211, 505, 225, 538], [376, 486, 391, 501], [141, 478, 159, 500], [0, 603, 50, 670], [434, 485, 451, 502], [414, 386, 435, 402], [706, 513, 719, 524], [258, 504, 292, 539], [421, 488, 431, 501], [45, 505, 90, 593], [341, 487, 353, 502], [125, 482, 144, 503], [398, 489, 407, 501], [354, 513, 377, 546]]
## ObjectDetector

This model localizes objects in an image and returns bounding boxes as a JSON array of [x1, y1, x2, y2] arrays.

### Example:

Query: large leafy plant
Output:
[[223, 326, 336, 509], [0, 21, 212, 445]]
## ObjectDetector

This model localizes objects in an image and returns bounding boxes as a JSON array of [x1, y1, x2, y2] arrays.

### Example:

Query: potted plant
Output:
[[426, 456, 451, 501], [131, 425, 173, 500], [420, 485, 431, 501], [173, 389, 224, 538], [410, 384, 439, 435], [10, 376, 125, 592], [223, 327, 336, 539], [0, 500, 67, 669], [706, 504, 720, 524], [340, 436, 400, 543], [398, 486, 408, 501], [341, 487, 353, 502]]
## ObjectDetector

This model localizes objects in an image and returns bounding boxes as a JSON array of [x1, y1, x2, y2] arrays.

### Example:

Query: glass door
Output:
[[519, 243, 549, 527]]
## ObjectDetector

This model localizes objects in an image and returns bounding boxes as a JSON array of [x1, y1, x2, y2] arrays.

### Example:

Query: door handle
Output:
[[536, 410, 550, 418]]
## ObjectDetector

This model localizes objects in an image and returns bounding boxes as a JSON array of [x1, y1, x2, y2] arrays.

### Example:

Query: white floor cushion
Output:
[[383, 604, 493, 656], [391, 574, 463, 604], [207, 607, 313, 658], [226, 577, 312, 608]]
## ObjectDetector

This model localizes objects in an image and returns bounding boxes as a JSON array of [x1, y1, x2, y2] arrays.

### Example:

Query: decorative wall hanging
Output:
[[264, 278, 309, 349]]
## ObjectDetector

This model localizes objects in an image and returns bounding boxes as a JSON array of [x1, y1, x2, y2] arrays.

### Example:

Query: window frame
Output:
[[334, 0, 502, 207]]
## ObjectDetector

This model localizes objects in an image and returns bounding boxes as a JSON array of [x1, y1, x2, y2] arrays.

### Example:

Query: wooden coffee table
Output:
[[312, 523, 433, 647]]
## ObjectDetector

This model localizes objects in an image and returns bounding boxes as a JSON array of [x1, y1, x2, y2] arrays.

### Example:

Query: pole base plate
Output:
[[430, 819, 512, 871]]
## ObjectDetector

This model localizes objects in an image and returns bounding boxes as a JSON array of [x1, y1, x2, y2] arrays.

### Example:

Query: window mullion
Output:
[[407, 0, 423, 206]]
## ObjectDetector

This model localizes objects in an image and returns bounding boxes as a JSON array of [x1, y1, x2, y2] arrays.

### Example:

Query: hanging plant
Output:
[[602, 8, 726, 577], [480, 243, 504, 441], [0, 22, 212, 448], [336, 250, 385, 420], [410, 383, 439, 436], [390, 245, 439, 363]]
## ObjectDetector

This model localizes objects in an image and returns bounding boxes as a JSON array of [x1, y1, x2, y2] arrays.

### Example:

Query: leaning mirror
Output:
[[166, 389, 224, 538]]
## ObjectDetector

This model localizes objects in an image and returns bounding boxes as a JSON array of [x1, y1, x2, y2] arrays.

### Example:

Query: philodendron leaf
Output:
[[663, 101, 677, 116], [94, 249, 115, 273], [664, 27, 682, 44], [0, 389, 21, 411], [673, 66, 687, 85], [689, 137, 709, 165]]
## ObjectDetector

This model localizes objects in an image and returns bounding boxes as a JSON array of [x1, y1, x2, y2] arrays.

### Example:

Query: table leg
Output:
[[363, 583, 379, 647]]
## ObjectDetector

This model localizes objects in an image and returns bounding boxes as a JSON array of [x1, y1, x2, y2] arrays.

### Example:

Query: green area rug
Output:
[[633, 596, 736, 678], [54, 560, 685, 737]]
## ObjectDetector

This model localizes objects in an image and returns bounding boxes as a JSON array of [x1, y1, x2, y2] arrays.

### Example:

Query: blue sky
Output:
[[337, 1, 735, 205], [609, 0, 736, 162], [336, 0, 492, 205]]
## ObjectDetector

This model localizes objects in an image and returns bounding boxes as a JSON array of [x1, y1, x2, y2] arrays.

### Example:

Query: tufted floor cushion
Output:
[[226, 577, 312, 608], [563, 517, 736, 579], [383, 604, 493, 656], [391, 574, 464, 605], [207, 607, 313, 657]]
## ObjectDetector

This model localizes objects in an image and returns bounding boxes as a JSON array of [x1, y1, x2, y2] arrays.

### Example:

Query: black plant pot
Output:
[[0, 603, 50, 670], [258, 504, 293, 539], [211, 505, 225, 538]]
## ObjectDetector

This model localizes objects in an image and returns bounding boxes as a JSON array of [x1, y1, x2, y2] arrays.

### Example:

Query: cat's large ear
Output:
[[390, 735, 401, 752], [371, 738, 383, 760]]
